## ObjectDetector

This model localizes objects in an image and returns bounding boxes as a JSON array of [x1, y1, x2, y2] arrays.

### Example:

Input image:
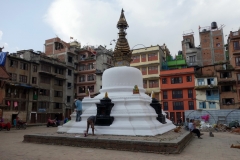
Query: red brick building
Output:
[[160, 68, 196, 123]]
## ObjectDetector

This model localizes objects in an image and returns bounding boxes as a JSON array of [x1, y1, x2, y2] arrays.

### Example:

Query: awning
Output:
[[20, 83, 33, 88]]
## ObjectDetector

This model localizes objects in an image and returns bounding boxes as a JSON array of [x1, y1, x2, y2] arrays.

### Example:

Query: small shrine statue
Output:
[[133, 85, 139, 94]]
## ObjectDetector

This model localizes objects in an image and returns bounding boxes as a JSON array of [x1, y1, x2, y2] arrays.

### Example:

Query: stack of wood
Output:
[[214, 123, 231, 132]]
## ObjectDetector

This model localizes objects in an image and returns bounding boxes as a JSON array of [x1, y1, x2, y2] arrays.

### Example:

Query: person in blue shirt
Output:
[[74, 98, 82, 122]]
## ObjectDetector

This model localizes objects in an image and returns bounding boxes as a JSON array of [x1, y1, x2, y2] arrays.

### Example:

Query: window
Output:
[[20, 62, 28, 70], [163, 102, 168, 110], [171, 77, 182, 84], [216, 43, 220, 47], [33, 65, 37, 72], [68, 69, 72, 76], [39, 89, 50, 96], [41, 64, 51, 73], [221, 85, 233, 92], [19, 75, 27, 83], [54, 91, 63, 97], [88, 85, 94, 92], [199, 102, 206, 109], [32, 77, 37, 84], [209, 102, 216, 109], [55, 68, 64, 75], [149, 80, 159, 88], [197, 79, 205, 86], [79, 75, 85, 82], [235, 57, 240, 66], [220, 72, 231, 78], [54, 103, 62, 109], [188, 101, 194, 110], [86, 63, 93, 70], [222, 98, 234, 105], [162, 78, 167, 84], [55, 79, 63, 86], [87, 74, 95, 81], [233, 32, 239, 36], [173, 101, 184, 110], [79, 65, 85, 71], [237, 74, 240, 84], [233, 41, 240, 50], [189, 55, 196, 63], [67, 82, 72, 89], [142, 67, 147, 74], [143, 80, 147, 88], [68, 56, 73, 63], [172, 90, 183, 99], [163, 91, 168, 99], [9, 60, 18, 67], [188, 89, 193, 98], [67, 96, 71, 103], [141, 54, 147, 62], [207, 78, 214, 85], [40, 76, 50, 84], [55, 42, 64, 50], [186, 76, 192, 82], [39, 101, 49, 109], [148, 66, 158, 71], [9, 73, 17, 81], [79, 86, 85, 93]]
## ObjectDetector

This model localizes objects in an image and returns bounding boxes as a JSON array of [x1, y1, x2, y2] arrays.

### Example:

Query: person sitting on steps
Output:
[[188, 119, 203, 139]]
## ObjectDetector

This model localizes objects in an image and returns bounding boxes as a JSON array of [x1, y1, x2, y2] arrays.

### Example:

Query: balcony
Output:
[[218, 80, 236, 85], [77, 79, 96, 85], [79, 57, 96, 62], [216, 65, 234, 71], [77, 68, 96, 74], [206, 95, 219, 100], [194, 85, 218, 90]]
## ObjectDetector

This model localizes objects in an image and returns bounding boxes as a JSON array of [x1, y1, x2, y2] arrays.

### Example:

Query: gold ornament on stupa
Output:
[[151, 91, 155, 99], [133, 85, 139, 94], [104, 92, 109, 98], [112, 9, 132, 67]]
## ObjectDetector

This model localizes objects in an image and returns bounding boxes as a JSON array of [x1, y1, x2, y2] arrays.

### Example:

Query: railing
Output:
[[233, 31, 239, 36], [172, 95, 183, 99]]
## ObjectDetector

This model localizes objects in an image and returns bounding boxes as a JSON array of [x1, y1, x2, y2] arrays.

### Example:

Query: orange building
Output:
[[160, 68, 196, 123]]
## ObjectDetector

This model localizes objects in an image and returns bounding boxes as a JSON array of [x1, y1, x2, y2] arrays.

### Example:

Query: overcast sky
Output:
[[1, 0, 240, 55]]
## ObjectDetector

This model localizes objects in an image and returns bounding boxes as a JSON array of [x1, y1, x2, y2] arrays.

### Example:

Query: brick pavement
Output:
[[0, 126, 239, 160]]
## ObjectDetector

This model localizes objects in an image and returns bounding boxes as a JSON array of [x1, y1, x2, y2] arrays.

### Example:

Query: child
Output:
[[86, 116, 96, 136]]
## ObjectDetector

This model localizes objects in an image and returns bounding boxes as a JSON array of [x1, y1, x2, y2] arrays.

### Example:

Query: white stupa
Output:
[[57, 9, 175, 136]]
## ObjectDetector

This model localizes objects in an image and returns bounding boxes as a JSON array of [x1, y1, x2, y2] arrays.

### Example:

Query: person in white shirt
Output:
[[188, 119, 202, 139]]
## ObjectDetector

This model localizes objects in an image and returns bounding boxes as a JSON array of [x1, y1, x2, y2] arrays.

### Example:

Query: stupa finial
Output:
[[112, 9, 132, 67], [105, 92, 109, 98], [151, 91, 155, 99]]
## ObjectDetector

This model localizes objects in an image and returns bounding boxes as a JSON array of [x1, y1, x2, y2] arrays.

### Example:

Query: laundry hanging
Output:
[[14, 101, 18, 107]]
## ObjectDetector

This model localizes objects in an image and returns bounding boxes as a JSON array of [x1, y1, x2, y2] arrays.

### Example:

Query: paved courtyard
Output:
[[0, 126, 239, 160]]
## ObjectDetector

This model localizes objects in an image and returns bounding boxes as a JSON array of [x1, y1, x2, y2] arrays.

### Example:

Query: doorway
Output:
[[12, 114, 18, 125]]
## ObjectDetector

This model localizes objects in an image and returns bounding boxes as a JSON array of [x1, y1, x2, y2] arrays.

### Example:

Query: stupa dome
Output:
[[102, 66, 143, 89]]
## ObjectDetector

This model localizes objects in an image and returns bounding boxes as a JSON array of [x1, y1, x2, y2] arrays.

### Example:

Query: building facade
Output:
[[131, 45, 167, 100], [3, 50, 69, 124], [160, 68, 196, 123], [195, 77, 220, 110]]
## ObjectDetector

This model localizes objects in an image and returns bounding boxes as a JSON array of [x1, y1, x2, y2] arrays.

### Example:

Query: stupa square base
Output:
[[23, 130, 192, 154]]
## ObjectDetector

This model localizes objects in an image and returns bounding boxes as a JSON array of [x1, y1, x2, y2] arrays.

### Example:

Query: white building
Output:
[[195, 77, 220, 110]]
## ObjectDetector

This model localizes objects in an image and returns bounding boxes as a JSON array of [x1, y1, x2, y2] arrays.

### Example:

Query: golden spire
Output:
[[151, 91, 155, 99], [113, 9, 132, 67], [104, 92, 109, 98]]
